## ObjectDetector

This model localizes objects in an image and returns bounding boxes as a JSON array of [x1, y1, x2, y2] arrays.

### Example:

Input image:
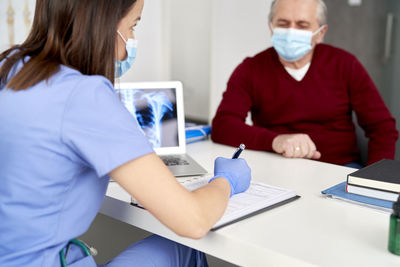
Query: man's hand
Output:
[[272, 134, 321, 159]]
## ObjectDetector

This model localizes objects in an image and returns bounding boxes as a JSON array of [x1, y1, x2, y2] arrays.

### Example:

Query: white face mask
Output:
[[271, 26, 324, 62], [115, 30, 138, 78]]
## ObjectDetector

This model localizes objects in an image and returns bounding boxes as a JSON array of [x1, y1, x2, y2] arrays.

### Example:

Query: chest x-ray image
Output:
[[118, 88, 178, 148]]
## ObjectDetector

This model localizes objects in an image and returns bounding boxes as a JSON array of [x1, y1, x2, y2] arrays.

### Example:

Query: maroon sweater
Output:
[[211, 44, 398, 165]]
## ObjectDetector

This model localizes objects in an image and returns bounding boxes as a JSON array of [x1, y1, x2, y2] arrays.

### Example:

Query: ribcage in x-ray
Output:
[[133, 91, 174, 147]]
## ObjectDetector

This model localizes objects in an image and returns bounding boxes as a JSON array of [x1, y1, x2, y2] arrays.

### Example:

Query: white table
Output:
[[101, 141, 400, 266]]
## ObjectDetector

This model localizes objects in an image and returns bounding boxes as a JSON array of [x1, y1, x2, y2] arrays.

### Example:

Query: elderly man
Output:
[[211, 0, 398, 167]]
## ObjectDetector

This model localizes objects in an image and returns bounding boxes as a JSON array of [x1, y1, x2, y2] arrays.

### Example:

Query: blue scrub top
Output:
[[0, 58, 153, 266]]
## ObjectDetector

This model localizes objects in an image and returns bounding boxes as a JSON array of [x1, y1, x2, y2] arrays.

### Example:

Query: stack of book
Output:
[[346, 159, 400, 202]]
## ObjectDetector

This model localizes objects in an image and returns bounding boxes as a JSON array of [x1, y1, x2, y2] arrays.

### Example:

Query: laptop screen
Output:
[[116, 82, 186, 155]]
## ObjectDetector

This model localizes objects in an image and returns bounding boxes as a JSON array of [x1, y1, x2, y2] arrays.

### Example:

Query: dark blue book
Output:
[[347, 159, 400, 193]]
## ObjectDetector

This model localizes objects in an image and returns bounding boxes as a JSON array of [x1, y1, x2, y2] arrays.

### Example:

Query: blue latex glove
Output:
[[209, 157, 251, 197]]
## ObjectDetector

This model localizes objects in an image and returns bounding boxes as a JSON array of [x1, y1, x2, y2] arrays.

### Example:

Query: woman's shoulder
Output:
[[55, 65, 114, 93], [58, 65, 110, 83]]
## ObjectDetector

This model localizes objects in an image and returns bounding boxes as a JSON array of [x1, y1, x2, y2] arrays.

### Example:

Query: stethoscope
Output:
[[59, 239, 97, 267]]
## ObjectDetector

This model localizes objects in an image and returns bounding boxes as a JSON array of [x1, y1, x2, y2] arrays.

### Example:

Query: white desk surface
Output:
[[101, 140, 400, 267]]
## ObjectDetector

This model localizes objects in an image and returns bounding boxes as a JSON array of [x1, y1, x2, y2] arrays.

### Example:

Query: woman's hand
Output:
[[209, 157, 251, 197]]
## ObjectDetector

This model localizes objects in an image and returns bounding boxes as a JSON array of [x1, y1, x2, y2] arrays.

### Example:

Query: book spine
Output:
[[347, 184, 399, 202]]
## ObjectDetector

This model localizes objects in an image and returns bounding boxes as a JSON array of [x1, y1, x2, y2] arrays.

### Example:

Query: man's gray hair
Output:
[[268, 0, 327, 26]]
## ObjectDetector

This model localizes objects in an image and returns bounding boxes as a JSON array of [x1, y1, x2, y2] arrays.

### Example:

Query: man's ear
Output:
[[316, 24, 328, 43], [268, 21, 274, 34]]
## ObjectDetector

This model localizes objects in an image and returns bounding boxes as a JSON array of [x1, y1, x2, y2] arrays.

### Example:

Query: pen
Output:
[[232, 144, 245, 159]]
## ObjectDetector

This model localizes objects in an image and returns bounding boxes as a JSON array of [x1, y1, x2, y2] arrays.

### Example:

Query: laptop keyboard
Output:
[[160, 155, 189, 166]]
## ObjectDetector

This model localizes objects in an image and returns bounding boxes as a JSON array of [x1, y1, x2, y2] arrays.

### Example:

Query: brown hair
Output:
[[0, 0, 137, 90]]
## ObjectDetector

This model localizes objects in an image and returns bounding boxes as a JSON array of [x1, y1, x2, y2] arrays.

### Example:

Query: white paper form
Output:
[[131, 178, 298, 230], [213, 182, 297, 229]]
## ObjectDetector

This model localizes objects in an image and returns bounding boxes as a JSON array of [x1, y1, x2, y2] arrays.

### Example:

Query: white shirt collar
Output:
[[284, 63, 311, 81]]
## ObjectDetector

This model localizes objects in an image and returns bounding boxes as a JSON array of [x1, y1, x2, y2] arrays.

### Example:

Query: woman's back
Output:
[[0, 59, 151, 266]]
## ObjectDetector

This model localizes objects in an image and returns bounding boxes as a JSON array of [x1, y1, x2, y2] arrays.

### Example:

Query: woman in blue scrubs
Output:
[[0, 0, 251, 266]]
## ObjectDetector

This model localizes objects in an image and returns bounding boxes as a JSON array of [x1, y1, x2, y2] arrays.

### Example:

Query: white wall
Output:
[[0, 0, 35, 51], [166, 0, 212, 121], [209, 0, 273, 122], [119, 0, 169, 83]]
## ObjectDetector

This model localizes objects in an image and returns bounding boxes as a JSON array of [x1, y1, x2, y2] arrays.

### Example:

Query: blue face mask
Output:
[[115, 30, 138, 78], [271, 26, 323, 62]]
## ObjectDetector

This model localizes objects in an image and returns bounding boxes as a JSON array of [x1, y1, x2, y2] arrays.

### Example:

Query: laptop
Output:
[[116, 81, 208, 177]]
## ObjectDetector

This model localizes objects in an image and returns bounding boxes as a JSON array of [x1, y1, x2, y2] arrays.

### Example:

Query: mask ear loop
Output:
[[269, 23, 274, 33], [115, 30, 126, 89], [312, 25, 325, 36], [311, 25, 326, 48], [117, 30, 128, 44]]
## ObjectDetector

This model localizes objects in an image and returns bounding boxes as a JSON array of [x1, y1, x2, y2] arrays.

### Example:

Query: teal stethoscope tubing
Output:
[[59, 239, 91, 267]]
